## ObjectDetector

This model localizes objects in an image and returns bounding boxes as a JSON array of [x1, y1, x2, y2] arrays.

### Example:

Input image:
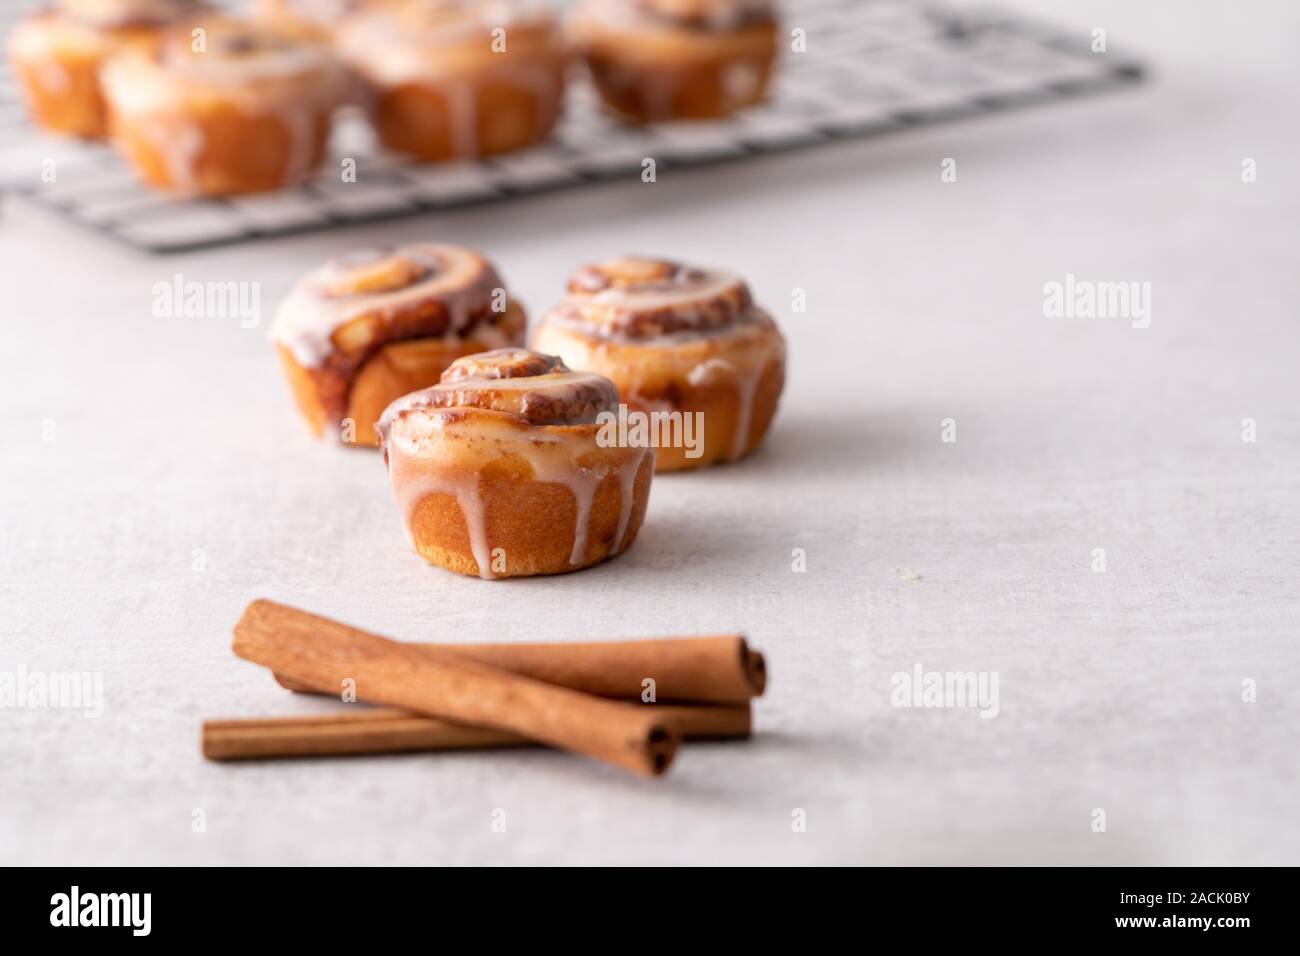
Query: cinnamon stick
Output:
[[232, 599, 678, 777], [203, 703, 750, 761], [271, 620, 765, 702]]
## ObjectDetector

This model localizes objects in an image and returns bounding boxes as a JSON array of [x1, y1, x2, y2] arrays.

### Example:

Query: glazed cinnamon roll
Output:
[[531, 256, 785, 471], [271, 244, 526, 447], [7, 0, 204, 139], [335, 0, 567, 162], [378, 349, 655, 579], [570, 0, 778, 121], [99, 17, 349, 195]]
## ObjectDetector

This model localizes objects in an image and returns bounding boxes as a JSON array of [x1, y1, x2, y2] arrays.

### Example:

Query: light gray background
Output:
[[2, 0, 1297, 865]]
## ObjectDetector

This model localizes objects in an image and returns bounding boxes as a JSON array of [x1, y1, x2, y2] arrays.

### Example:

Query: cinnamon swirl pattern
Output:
[[271, 244, 526, 447], [570, 0, 778, 121], [335, 0, 567, 162], [100, 17, 349, 195], [8, 0, 204, 139], [378, 349, 655, 579], [531, 256, 785, 471]]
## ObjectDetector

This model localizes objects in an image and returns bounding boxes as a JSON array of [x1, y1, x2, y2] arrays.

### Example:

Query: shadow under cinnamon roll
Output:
[[377, 349, 655, 580], [531, 256, 786, 471], [100, 16, 349, 195], [271, 243, 526, 447]]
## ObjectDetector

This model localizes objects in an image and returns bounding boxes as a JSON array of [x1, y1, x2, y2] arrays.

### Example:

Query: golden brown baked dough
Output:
[[271, 244, 526, 446], [530, 256, 785, 471], [100, 16, 349, 195], [378, 349, 654, 579], [7, 0, 205, 139], [570, 0, 778, 121], [335, 0, 567, 161]]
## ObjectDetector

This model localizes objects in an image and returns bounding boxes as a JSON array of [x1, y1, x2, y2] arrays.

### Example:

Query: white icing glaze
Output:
[[270, 244, 503, 368], [588, 268, 742, 317], [727, 359, 761, 458], [99, 20, 345, 117], [577, 0, 774, 35]]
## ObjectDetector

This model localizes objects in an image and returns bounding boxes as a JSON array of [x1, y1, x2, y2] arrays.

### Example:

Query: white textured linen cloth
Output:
[[1, 0, 1296, 864]]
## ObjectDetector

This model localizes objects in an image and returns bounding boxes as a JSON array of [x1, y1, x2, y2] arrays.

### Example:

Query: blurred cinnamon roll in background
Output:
[[8, 0, 205, 139], [335, 0, 567, 162], [378, 348, 654, 579], [252, 0, 380, 42], [100, 17, 349, 195], [271, 243, 526, 446], [570, 0, 778, 121], [531, 256, 785, 471]]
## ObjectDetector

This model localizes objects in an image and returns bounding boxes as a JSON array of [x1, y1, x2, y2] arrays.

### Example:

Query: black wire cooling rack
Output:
[[0, 0, 1143, 253]]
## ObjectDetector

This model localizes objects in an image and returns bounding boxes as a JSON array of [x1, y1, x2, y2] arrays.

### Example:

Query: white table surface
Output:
[[2, 0, 1297, 866]]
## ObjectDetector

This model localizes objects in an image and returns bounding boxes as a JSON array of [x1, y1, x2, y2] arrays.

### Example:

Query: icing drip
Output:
[[147, 116, 205, 191], [279, 104, 314, 184], [452, 474, 493, 579], [531, 457, 607, 566], [722, 61, 760, 105], [388, 460, 498, 578], [728, 362, 760, 458], [685, 355, 762, 458], [610, 447, 650, 554], [447, 78, 478, 159]]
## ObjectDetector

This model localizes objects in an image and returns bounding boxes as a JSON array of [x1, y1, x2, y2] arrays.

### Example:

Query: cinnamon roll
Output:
[[378, 349, 655, 579], [271, 244, 526, 447], [7, 0, 204, 139], [99, 17, 349, 195], [530, 256, 785, 471], [335, 0, 567, 162], [570, 0, 778, 121]]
